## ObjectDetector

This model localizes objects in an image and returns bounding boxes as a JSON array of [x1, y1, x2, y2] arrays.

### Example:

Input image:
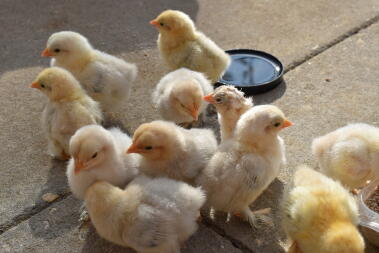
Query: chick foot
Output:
[[241, 207, 273, 228]]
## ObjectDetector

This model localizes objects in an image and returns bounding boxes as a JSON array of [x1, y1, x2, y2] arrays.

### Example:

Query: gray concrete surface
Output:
[[0, 0, 379, 252]]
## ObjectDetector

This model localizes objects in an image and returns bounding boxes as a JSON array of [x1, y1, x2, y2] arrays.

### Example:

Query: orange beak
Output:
[[74, 158, 86, 175], [41, 48, 53, 57], [281, 119, 293, 129], [191, 108, 199, 121], [203, 94, 215, 104], [30, 82, 39, 89], [150, 19, 159, 27], [126, 144, 142, 154]]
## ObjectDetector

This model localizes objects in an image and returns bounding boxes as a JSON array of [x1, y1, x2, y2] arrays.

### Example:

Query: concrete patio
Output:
[[0, 0, 379, 252]]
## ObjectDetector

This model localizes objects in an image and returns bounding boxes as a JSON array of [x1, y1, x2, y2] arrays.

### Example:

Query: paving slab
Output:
[[1, 0, 379, 252], [207, 20, 379, 253], [0, 196, 243, 253]]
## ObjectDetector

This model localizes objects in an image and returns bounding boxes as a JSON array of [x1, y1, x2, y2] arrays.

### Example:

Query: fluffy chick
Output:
[[67, 125, 139, 199], [31, 67, 102, 160], [281, 165, 364, 253], [42, 31, 137, 113], [127, 120, 217, 185], [196, 105, 292, 226], [312, 123, 379, 190], [203, 85, 253, 141], [152, 68, 213, 125], [151, 10, 231, 83], [85, 176, 205, 253]]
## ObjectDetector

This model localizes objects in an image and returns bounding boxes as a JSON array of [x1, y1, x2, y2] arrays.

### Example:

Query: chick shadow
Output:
[[27, 158, 77, 239], [0, 0, 199, 75], [251, 80, 287, 105], [81, 225, 136, 253], [203, 178, 286, 253]]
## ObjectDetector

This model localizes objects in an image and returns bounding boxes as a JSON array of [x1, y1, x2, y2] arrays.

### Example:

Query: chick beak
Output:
[[30, 82, 39, 89], [191, 108, 199, 121], [150, 19, 159, 28], [281, 119, 293, 129], [127, 144, 142, 154], [203, 94, 215, 104], [74, 158, 86, 175], [41, 48, 53, 57]]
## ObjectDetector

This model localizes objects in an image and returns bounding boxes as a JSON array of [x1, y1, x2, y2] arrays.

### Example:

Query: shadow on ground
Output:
[[253, 80, 287, 105], [202, 178, 286, 252], [0, 0, 199, 75]]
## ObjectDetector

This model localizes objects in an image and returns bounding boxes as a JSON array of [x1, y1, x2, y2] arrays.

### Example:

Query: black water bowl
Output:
[[216, 49, 284, 95]]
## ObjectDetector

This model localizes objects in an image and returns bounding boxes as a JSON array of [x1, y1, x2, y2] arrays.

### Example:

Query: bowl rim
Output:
[[359, 179, 379, 231], [216, 48, 284, 89]]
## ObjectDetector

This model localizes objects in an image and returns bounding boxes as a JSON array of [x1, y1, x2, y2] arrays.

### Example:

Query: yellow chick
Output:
[[127, 120, 217, 185], [312, 123, 379, 190], [31, 67, 102, 160], [281, 165, 365, 253], [67, 125, 139, 199], [85, 176, 205, 253], [203, 85, 253, 142], [151, 10, 231, 83], [42, 31, 137, 113], [152, 68, 213, 126], [196, 105, 292, 226]]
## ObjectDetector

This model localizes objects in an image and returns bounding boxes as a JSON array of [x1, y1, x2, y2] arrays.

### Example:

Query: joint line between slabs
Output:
[[284, 13, 379, 74], [0, 192, 71, 235]]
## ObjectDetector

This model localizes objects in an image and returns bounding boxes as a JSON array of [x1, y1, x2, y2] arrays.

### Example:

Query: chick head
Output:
[[69, 125, 114, 175], [150, 10, 195, 36], [235, 105, 292, 140], [127, 121, 180, 161], [42, 31, 92, 62], [321, 222, 365, 253], [203, 85, 253, 113], [171, 79, 203, 121], [30, 67, 82, 101]]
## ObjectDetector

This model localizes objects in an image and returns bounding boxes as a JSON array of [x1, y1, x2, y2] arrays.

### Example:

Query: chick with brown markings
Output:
[[127, 120, 217, 185], [151, 10, 231, 83], [31, 67, 102, 160], [281, 165, 365, 253], [203, 85, 253, 141]]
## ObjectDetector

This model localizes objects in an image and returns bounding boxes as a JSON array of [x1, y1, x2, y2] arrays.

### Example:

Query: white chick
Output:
[[151, 10, 231, 83], [281, 165, 364, 253], [31, 67, 102, 160], [66, 125, 139, 199], [85, 176, 205, 253], [127, 120, 217, 185], [203, 85, 253, 141], [312, 123, 379, 190], [196, 105, 292, 226], [42, 31, 137, 113], [152, 68, 213, 126]]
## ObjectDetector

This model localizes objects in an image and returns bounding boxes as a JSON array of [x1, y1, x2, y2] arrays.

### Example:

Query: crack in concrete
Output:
[[284, 13, 379, 74], [201, 216, 254, 253], [0, 192, 70, 235]]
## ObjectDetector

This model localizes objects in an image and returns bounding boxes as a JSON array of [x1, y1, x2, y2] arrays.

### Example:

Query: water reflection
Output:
[[222, 54, 280, 87]]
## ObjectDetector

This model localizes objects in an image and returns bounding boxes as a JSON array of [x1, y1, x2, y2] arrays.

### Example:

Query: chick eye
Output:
[[91, 152, 98, 159], [215, 97, 223, 103], [145, 146, 153, 150], [54, 49, 60, 53], [274, 122, 281, 127], [159, 22, 164, 26], [40, 83, 45, 88]]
